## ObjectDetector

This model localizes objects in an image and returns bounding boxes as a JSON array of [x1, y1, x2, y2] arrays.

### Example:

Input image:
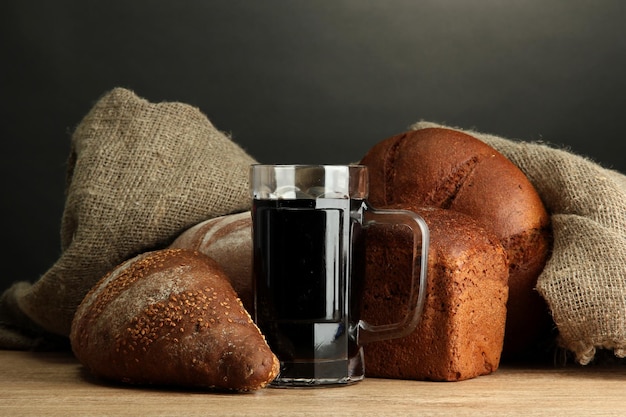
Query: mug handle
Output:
[[356, 203, 429, 345]]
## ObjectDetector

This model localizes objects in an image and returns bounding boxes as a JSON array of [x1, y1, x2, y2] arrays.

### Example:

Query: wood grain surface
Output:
[[1, 351, 625, 416]]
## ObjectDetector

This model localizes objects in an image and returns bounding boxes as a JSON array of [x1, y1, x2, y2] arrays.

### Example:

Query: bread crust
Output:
[[361, 128, 553, 357], [362, 207, 509, 381], [70, 248, 279, 391]]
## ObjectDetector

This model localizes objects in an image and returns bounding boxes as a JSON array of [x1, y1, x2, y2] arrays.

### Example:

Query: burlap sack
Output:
[[0, 88, 257, 349], [412, 121, 626, 365]]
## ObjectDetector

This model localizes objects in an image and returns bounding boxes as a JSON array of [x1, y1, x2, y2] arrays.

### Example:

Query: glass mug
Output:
[[250, 164, 429, 387]]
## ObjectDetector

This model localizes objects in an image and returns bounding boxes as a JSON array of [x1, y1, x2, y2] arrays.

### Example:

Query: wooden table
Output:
[[1, 350, 625, 416]]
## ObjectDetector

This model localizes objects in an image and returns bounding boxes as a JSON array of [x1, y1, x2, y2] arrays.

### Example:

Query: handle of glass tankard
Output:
[[357, 203, 430, 345]]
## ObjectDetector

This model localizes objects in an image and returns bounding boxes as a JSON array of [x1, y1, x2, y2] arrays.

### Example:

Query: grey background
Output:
[[2, 0, 625, 291]]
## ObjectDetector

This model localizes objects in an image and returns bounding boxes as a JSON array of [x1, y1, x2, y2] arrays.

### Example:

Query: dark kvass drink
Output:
[[252, 198, 366, 383]]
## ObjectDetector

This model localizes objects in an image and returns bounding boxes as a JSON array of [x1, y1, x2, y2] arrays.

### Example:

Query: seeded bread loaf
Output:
[[70, 248, 279, 391], [360, 128, 553, 358], [362, 207, 509, 381]]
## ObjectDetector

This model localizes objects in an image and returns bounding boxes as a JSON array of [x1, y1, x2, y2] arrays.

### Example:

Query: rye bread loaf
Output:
[[360, 128, 552, 359], [170, 211, 253, 311], [362, 206, 509, 381], [70, 248, 279, 391]]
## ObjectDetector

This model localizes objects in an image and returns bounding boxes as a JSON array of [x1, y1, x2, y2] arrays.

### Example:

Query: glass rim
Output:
[[250, 163, 366, 169], [249, 164, 369, 199]]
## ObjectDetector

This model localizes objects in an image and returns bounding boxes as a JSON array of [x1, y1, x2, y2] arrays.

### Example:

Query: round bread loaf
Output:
[[70, 248, 279, 391], [363, 206, 509, 381], [170, 211, 253, 311], [360, 127, 553, 358]]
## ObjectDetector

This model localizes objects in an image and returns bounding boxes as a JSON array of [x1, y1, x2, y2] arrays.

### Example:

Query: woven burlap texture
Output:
[[412, 121, 626, 365], [0, 88, 257, 347]]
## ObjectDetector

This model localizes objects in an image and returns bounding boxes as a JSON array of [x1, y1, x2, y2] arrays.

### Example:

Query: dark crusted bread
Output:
[[362, 206, 509, 381], [360, 127, 552, 358], [70, 248, 279, 391]]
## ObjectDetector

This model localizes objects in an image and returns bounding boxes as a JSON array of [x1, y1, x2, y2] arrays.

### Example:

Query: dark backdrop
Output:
[[2, 0, 625, 291]]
